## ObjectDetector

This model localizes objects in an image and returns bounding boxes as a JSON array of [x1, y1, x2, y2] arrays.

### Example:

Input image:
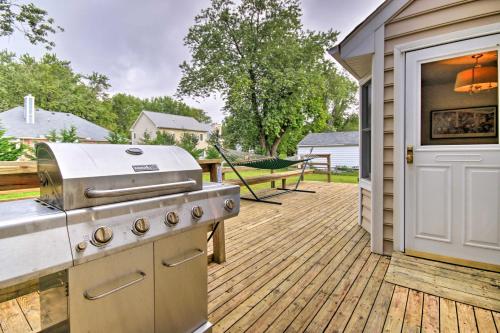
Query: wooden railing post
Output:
[[197, 158, 226, 264], [327, 154, 332, 183], [302, 154, 332, 183]]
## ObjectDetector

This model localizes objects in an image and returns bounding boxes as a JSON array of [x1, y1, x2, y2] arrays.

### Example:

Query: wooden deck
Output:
[[208, 182, 500, 332], [1, 182, 500, 332]]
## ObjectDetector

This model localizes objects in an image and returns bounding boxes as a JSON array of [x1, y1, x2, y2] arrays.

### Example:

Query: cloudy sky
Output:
[[0, 0, 383, 123]]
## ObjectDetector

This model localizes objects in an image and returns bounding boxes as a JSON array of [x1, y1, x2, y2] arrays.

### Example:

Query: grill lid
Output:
[[36, 143, 203, 210]]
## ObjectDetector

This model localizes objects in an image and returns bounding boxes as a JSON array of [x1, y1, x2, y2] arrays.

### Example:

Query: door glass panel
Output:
[[421, 50, 498, 145]]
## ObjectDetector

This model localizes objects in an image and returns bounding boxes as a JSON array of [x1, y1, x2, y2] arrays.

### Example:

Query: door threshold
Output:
[[405, 249, 500, 273]]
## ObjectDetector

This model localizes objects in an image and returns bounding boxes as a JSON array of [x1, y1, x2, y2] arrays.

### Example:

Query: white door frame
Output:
[[392, 22, 500, 252]]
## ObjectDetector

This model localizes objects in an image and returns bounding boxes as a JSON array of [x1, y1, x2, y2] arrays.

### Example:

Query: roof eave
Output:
[[328, 46, 363, 80], [328, 0, 409, 78], [130, 111, 148, 130]]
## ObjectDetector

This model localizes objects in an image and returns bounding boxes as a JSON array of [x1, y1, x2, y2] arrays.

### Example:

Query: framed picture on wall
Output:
[[430, 106, 497, 139]]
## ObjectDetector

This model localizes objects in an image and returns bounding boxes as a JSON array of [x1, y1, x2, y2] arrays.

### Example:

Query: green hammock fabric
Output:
[[216, 145, 313, 170], [233, 157, 310, 169]]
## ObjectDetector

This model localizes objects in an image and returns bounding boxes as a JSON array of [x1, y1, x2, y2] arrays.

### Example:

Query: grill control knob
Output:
[[224, 199, 235, 212], [92, 226, 113, 246], [133, 218, 150, 235], [76, 241, 87, 252], [165, 211, 179, 226], [191, 206, 204, 219]]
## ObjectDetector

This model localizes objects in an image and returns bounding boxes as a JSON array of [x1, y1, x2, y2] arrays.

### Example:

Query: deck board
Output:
[[386, 251, 500, 312], [1, 182, 499, 332]]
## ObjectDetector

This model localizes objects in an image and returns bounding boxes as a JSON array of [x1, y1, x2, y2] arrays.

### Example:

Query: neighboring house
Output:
[[0, 95, 109, 146], [331, 0, 500, 268], [130, 111, 212, 149], [297, 132, 359, 169]]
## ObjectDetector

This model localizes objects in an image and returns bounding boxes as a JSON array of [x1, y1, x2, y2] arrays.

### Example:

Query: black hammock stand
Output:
[[215, 144, 316, 205]]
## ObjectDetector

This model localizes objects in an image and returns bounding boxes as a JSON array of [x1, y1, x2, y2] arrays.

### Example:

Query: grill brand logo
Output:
[[132, 164, 160, 172]]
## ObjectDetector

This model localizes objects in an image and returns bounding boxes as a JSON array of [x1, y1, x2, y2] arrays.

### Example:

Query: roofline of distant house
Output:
[[130, 111, 210, 133], [130, 111, 148, 130], [15, 136, 108, 141], [297, 144, 359, 147], [157, 126, 209, 133]]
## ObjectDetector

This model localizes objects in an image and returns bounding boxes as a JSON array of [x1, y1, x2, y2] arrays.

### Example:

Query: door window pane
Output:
[[421, 50, 498, 145]]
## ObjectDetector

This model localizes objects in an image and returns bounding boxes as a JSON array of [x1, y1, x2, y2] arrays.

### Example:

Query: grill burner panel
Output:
[[67, 183, 238, 265]]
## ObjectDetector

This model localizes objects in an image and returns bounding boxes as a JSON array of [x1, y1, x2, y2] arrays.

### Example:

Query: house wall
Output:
[[158, 128, 209, 150], [297, 145, 359, 169], [131, 113, 157, 144], [382, 0, 500, 254], [361, 189, 371, 233], [131, 113, 209, 149]]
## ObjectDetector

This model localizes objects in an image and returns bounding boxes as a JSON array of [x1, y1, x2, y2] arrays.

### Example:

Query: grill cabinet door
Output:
[[154, 226, 207, 333], [68, 243, 154, 333]]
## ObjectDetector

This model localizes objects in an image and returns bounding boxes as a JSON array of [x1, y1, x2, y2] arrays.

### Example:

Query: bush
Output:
[[205, 146, 220, 159]]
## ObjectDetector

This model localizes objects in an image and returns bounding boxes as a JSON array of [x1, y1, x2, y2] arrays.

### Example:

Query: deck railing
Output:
[[0, 159, 222, 192]]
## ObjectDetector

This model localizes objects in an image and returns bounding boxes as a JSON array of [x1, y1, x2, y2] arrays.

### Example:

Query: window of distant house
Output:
[[200, 134, 203, 141], [361, 80, 372, 180]]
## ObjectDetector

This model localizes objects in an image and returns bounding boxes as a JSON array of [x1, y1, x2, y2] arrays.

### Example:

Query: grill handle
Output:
[[83, 271, 146, 301], [85, 179, 197, 198], [162, 249, 205, 268]]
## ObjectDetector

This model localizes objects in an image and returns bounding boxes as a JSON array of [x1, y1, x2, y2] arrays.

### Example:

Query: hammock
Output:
[[215, 144, 316, 205], [215, 145, 313, 169]]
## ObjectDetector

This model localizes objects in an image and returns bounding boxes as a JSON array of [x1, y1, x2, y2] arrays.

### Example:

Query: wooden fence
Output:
[[0, 159, 222, 192]]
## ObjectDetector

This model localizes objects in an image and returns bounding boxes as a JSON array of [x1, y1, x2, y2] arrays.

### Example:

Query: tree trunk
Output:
[[270, 134, 284, 156]]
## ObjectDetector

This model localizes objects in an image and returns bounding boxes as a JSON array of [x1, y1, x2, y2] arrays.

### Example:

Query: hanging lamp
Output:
[[454, 54, 497, 93]]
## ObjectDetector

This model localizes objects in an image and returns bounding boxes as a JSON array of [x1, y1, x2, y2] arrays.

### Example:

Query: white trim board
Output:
[[392, 22, 500, 253], [370, 25, 385, 255], [358, 73, 372, 228]]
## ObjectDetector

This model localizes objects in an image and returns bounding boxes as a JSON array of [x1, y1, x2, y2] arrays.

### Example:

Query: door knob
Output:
[[406, 145, 414, 164]]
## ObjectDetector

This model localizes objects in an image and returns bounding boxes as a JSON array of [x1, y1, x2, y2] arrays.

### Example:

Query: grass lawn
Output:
[[0, 190, 39, 202], [0, 169, 357, 202], [203, 168, 358, 193]]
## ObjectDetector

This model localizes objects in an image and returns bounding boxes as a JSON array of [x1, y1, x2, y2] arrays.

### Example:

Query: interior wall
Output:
[[421, 83, 498, 145]]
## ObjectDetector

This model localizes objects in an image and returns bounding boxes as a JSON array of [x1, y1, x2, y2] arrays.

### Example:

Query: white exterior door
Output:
[[405, 34, 500, 266]]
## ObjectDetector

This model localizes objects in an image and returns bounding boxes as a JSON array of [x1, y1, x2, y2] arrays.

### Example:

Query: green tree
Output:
[[85, 72, 111, 100], [0, 52, 213, 139], [323, 62, 358, 131], [0, 52, 116, 130], [110, 93, 144, 135], [205, 146, 220, 159], [45, 129, 58, 142], [141, 131, 177, 146], [0, 128, 26, 160], [178, 0, 349, 156], [46, 126, 79, 143], [203, 132, 221, 159], [0, 1, 63, 49], [107, 131, 129, 144], [143, 96, 211, 124], [178, 133, 204, 159]]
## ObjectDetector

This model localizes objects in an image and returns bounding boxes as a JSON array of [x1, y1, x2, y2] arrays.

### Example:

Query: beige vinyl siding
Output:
[[361, 189, 371, 233], [131, 113, 156, 144], [159, 128, 209, 150], [382, 0, 500, 255]]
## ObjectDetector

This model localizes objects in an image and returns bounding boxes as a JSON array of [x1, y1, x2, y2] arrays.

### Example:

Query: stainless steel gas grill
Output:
[[0, 143, 240, 333]]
